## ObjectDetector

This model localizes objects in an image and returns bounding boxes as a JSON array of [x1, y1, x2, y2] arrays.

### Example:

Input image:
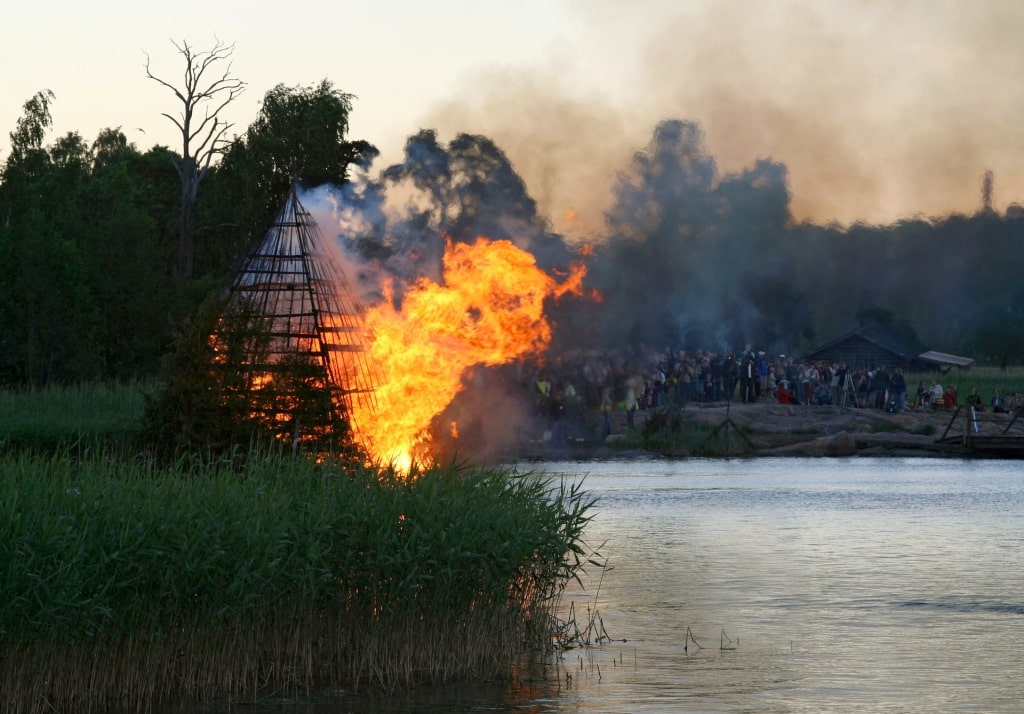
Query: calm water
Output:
[[205, 458, 1024, 713]]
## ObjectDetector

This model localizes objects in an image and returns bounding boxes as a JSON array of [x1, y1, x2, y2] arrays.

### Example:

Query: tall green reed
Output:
[[0, 450, 597, 713], [0, 380, 147, 451]]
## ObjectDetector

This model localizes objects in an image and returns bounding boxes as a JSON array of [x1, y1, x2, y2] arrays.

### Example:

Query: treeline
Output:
[[573, 120, 1024, 364], [0, 79, 371, 386], [2, 89, 1024, 389]]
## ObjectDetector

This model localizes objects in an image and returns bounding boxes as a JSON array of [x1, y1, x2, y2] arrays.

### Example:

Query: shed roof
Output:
[[917, 350, 976, 368], [806, 324, 975, 370], [807, 323, 927, 361]]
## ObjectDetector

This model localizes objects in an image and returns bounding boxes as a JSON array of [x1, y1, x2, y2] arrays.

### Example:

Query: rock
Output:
[[823, 431, 857, 456]]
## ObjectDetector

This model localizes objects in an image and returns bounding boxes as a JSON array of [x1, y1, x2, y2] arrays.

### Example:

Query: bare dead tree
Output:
[[145, 38, 246, 280]]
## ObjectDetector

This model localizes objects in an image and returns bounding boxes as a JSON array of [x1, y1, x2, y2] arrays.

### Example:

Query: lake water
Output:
[[196, 457, 1024, 713]]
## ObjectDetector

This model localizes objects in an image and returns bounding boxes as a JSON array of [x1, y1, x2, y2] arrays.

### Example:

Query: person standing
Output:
[[624, 370, 642, 428], [739, 346, 756, 403], [830, 362, 847, 407], [890, 367, 908, 412], [783, 357, 800, 404], [915, 379, 928, 410], [757, 352, 769, 398], [966, 386, 984, 411], [802, 362, 820, 406], [600, 386, 614, 437]]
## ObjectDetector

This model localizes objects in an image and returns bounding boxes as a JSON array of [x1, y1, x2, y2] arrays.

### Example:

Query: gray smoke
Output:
[[303, 118, 799, 461]]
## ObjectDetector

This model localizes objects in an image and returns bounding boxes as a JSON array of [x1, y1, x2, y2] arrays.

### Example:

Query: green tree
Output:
[[83, 130, 181, 377], [3, 90, 55, 174], [1, 90, 185, 384], [247, 79, 370, 189], [201, 79, 373, 277], [0, 124, 101, 382]]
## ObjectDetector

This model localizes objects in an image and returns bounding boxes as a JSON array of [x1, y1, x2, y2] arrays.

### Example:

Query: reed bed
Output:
[[0, 450, 595, 713], [0, 380, 147, 451]]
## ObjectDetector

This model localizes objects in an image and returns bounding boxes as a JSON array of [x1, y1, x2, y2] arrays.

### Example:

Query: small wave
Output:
[[898, 600, 1024, 615]]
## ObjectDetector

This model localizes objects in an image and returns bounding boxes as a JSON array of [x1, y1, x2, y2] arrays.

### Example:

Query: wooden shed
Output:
[[803, 323, 974, 372]]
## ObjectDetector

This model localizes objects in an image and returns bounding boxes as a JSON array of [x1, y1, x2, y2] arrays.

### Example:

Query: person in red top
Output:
[[776, 383, 796, 404]]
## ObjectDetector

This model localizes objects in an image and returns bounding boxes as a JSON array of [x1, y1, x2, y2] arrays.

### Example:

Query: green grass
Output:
[[0, 451, 597, 713], [906, 366, 1024, 405], [0, 381, 148, 451], [638, 407, 759, 456], [868, 419, 899, 433], [0, 380, 600, 713]]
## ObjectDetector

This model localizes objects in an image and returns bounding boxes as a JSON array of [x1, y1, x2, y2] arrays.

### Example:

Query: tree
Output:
[[591, 120, 722, 347], [0, 89, 185, 385], [145, 38, 245, 281], [2, 90, 55, 185], [202, 80, 373, 277], [245, 79, 369, 190]]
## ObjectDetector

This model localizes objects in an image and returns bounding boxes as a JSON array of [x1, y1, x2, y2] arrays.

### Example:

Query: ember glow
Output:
[[351, 237, 585, 470]]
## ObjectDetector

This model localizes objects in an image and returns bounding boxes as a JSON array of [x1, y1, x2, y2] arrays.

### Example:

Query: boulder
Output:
[[823, 431, 857, 456]]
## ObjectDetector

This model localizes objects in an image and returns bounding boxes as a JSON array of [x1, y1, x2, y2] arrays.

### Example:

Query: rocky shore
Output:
[[667, 401, 980, 457], [517, 400, 1024, 461]]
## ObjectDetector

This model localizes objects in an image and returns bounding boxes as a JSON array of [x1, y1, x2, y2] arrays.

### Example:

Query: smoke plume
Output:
[[422, 0, 1024, 229]]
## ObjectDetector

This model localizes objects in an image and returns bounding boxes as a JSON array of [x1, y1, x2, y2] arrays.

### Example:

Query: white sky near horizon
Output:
[[4, 0, 1024, 232]]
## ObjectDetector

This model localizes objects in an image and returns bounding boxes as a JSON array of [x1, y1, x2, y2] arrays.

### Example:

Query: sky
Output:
[[5, 0, 1024, 232]]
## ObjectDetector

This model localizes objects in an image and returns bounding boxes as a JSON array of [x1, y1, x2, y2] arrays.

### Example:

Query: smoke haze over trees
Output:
[[2, 83, 1024, 388]]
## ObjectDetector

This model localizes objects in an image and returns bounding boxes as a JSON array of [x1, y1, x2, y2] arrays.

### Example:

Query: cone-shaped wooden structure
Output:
[[209, 186, 378, 449]]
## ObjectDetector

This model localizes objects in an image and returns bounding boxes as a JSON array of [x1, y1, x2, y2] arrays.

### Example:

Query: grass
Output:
[[0, 380, 147, 451], [868, 419, 899, 433], [906, 366, 1024, 405], [0, 383, 600, 714], [638, 406, 758, 456]]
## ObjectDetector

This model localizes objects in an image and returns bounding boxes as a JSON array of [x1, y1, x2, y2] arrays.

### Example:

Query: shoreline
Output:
[[511, 400, 1024, 461]]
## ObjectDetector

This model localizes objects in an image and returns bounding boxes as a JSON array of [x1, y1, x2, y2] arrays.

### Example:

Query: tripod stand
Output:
[[840, 372, 861, 408]]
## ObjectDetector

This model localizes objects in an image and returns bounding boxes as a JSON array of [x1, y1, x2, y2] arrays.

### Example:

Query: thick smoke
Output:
[[303, 118, 801, 461], [302, 130, 588, 461], [311, 129, 580, 301], [582, 119, 795, 353], [423, 0, 1024, 229]]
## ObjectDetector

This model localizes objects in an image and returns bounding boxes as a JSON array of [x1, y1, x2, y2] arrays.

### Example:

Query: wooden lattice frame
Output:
[[209, 187, 379, 447]]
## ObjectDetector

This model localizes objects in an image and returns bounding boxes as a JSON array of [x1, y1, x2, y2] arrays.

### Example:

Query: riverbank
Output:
[[515, 399, 1024, 461], [0, 454, 595, 714]]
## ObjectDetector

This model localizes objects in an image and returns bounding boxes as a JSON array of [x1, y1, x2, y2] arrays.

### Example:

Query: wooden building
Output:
[[803, 323, 974, 372]]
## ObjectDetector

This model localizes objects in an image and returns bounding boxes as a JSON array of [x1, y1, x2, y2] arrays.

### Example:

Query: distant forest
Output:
[[3, 80, 1023, 388]]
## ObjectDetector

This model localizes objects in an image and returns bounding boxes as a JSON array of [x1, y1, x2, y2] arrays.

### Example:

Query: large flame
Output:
[[351, 237, 585, 469]]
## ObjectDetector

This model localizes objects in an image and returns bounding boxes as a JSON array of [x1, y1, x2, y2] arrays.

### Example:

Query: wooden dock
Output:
[[935, 405, 1024, 458]]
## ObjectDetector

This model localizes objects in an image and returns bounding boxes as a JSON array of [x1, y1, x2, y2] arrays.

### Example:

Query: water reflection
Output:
[[179, 458, 1024, 713]]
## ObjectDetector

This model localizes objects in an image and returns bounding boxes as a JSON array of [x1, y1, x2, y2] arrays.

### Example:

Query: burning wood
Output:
[[211, 188, 586, 471], [209, 187, 380, 450], [352, 237, 586, 470]]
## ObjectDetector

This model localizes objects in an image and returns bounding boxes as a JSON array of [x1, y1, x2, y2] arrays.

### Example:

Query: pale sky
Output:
[[5, 0, 1024, 231]]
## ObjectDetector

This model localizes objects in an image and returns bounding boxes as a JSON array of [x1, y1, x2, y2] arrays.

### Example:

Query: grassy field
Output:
[[0, 382, 599, 713], [904, 366, 1024, 406], [0, 380, 148, 451]]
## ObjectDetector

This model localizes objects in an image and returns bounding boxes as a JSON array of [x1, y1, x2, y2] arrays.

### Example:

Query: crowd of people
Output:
[[526, 343, 1016, 439]]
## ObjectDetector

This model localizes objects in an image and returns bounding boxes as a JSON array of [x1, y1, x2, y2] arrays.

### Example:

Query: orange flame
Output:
[[352, 237, 585, 469]]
